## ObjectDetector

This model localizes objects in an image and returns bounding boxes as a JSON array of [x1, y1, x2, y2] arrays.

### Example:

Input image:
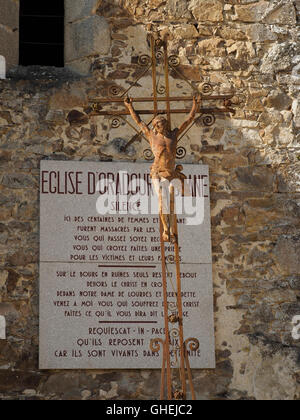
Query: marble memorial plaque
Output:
[[39, 161, 215, 369]]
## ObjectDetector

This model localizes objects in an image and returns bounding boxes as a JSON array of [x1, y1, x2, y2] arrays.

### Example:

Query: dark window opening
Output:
[[19, 0, 64, 67]]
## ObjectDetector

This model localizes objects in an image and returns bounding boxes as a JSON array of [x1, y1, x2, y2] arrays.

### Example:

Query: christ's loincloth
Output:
[[150, 165, 191, 214]]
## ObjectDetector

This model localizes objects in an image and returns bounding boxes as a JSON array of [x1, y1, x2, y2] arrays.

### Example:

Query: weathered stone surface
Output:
[[254, 353, 297, 400], [234, 1, 269, 23], [0, 303, 19, 320], [198, 38, 226, 57], [0, 0, 299, 401], [1, 174, 36, 189], [65, 58, 92, 76], [65, 16, 111, 73], [7, 250, 37, 267], [173, 24, 199, 39], [264, 91, 292, 111], [67, 110, 89, 126], [276, 163, 300, 193], [45, 110, 66, 125], [40, 373, 80, 395], [245, 23, 277, 43], [229, 166, 275, 192], [171, 65, 203, 82], [0, 0, 19, 29], [264, 1, 297, 26], [49, 88, 88, 110], [221, 154, 248, 170], [261, 43, 296, 74], [65, 126, 81, 140], [0, 28, 18, 69], [65, 0, 100, 23], [218, 27, 247, 41], [188, 0, 224, 22], [168, 0, 192, 19], [274, 235, 300, 275], [0, 372, 41, 393], [0, 111, 13, 125]]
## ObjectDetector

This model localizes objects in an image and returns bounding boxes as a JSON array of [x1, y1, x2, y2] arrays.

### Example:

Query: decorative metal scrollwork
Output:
[[138, 54, 152, 67], [166, 255, 175, 264], [150, 338, 165, 353], [168, 55, 180, 67], [156, 50, 164, 62], [176, 147, 186, 159], [157, 84, 166, 95], [202, 113, 216, 127], [184, 338, 200, 352], [110, 117, 121, 129], [108, 85, 123, 97], [170, 328, 180, 339], [143, 149, 154, 161], [201, 83, 213, 95], [168, 302, 177, 311]]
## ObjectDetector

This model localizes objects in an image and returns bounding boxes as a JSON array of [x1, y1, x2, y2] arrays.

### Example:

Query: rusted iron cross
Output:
[[90, 34, 235, 159], [89, 33, 235, 400]]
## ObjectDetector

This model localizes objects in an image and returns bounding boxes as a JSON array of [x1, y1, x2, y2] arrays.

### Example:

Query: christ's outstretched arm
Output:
[[176, 95, 201, 139], [124, 97, 151, 143]]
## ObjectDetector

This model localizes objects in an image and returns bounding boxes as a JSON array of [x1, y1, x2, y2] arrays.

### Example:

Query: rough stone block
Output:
[[234, 1, 269, 23], [65, 0, 100, 23], [65, 15, 111, 73], [173, 24, 199, 39], [1, 173, 36, 189], [65, 57, 92, 76], [0, 0, 19, 29], [264, 2, 297, 25], [274, 235, 300, 275], [264, 91, 293, 111], [246, 23, 277, 43], [168, 0, 192, 19], [277, 162, 300, 193], [229, 166, 275, 192], [261, 42, 295, 74], [188, 0, 223, 22]]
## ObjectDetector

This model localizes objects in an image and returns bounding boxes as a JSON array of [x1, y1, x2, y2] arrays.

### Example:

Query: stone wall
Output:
[[0, 0, 109, 74], [65, 0, 111, 75], [0, 0, 299, 400], [0, 0, 19, 69]]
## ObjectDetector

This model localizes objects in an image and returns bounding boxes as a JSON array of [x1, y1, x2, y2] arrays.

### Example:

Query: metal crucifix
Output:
[[90, 33, 235, 160], [90, 33, 235, 400]]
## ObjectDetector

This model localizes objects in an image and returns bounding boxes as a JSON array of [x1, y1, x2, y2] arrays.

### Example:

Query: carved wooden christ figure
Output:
[[124, 95, 200, 243]]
